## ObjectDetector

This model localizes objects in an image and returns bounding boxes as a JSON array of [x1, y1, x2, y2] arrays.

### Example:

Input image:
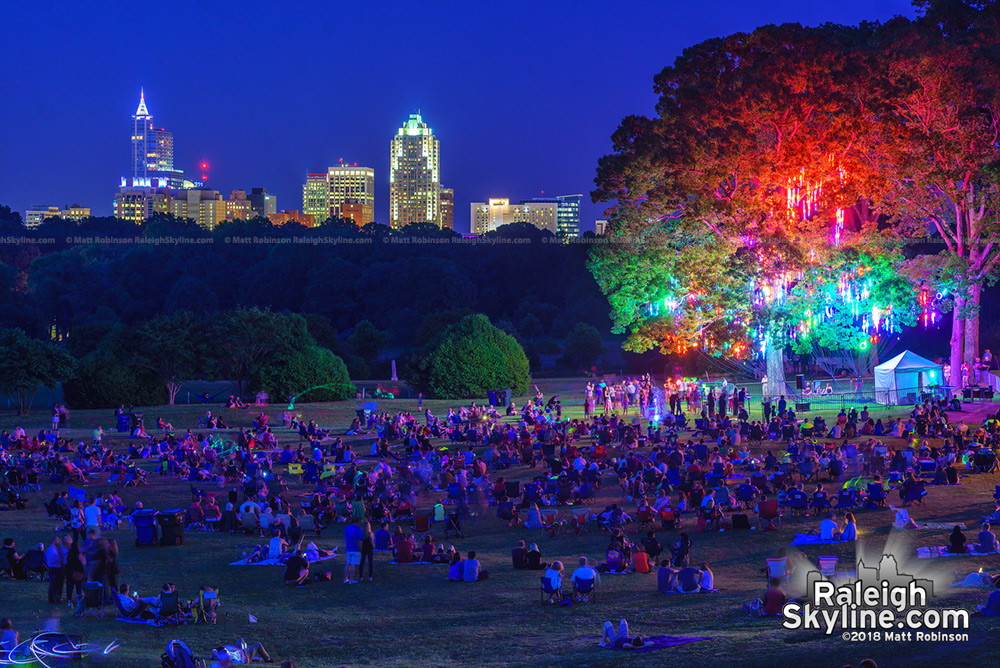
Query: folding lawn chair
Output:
[[412, 514, 432, 542], [818, 556, 839, 579], [193, 589, 220, 624], [540, 576, 562, 603], [76, 581, 105, 619], [154, 591, 185, 626], [539, 508, 561, 536], [573, 577, 596, 602], [571, 508, 591, 536], [757, 499, 781, 531], [764, 557, 789, 585]]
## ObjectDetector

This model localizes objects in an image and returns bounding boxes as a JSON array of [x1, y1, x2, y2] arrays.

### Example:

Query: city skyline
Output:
[[1, 1, 916, 233]]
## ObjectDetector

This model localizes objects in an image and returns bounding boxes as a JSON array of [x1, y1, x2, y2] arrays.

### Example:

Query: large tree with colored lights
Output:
[[590, 23, 920, 396], [866, 0, 1000, 387]]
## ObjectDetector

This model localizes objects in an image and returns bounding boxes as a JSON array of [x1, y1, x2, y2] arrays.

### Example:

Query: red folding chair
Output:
[[757, 499, 781, 531]]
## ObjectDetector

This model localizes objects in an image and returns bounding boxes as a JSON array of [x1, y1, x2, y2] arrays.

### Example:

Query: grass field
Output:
[[1, 378, 999, 668]]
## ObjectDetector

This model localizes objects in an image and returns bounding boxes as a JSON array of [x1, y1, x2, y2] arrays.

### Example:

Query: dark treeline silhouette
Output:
[[0, 207, 611, 377]]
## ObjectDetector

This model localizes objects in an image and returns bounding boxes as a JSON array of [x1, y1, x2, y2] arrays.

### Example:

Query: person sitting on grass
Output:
[[463, 550, 488, 581], [0, 618, 19, 653], [743, 578, 787, 617], [267, 530, 291, 562], [525, 543, 547, 570], [975, 523, 998, 554], [640, 531, 662, 561], [283, 549, 310, 587], [600, 619, 645, 649], [976, 575, 1000, 616], [818, 512, 842, 541], [676, 564, 703, 593], [447, 552, 464, 581], [948, 525, 968, 554], [840, 513, 858, 541], [511, 540, 528, 569], [670, 532, 692, 568]]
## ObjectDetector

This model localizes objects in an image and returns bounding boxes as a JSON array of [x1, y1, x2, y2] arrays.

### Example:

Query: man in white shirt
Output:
[[83, 501, 102, 533], [571, 556, 600, 587], [463, 550, 486, 581]]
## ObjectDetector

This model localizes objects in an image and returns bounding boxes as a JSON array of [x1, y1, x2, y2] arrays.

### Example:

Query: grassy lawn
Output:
[[1, 378, 998, 668]]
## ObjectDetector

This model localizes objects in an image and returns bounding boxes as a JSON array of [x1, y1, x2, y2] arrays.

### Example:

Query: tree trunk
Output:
[[166, 380, 180, 406], [764, 342, 787, 398], [949, 296, 966, 387], [963, 282, 981, 370]]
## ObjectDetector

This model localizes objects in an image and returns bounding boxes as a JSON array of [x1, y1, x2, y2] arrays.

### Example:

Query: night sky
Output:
[[1, 0, 915, 233]]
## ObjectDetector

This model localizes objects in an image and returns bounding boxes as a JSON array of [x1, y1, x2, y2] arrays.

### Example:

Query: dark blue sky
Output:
[[1, 0, 915, 233]]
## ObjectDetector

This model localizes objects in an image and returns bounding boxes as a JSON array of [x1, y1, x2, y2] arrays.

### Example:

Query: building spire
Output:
[[135, 88, 149, 117]]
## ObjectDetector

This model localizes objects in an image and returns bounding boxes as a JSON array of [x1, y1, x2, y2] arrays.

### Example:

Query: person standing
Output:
[[343, 521, 362, 584], [44, 536, 66, 604], [359, 523, 374, 583], [64, 539, 85, 603]]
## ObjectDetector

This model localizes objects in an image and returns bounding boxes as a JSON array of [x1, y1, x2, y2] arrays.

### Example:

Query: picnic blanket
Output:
[[916, 546, 999, 559], [915, 522, 966, 530], [597, 636, 713, 653], [659, 588, 721, 595], [229, 553, 338, 566], [790, 534, 852, 546]]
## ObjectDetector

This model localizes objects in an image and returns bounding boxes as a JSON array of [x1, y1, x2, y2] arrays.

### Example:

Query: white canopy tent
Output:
[[873, 351, 942, 406]]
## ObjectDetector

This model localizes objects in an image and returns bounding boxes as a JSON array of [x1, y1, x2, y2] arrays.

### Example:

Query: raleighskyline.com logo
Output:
[[782, 555, 970, 641]]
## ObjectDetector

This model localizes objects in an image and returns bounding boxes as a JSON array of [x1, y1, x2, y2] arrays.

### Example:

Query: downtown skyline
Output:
[[1, 1, 916, 234]]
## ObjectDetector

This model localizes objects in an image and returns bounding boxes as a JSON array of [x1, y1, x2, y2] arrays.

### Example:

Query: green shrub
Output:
[[412, 314, 530, 399], [62, 353, 167, 409], [257, 345, 355, 403]]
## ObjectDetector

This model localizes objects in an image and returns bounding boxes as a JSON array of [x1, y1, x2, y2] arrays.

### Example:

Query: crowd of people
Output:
[[1, 375, 999, 665]]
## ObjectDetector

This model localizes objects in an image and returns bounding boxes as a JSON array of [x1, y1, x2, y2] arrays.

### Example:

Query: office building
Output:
[[329, 165, 374, 225], [520, 194, 581, 237], [595, 219, 609, 235], [61, 204, 91, 222], [268, 210, 315, 227], [390, 112, 441, 228], [470, 198, 558, 235], [131, 89, 156, 182], [26, 206, 61, 227], [113, 186, 173, 224], [129, 89, 185, 188], [439, 187, 454, 230], [24, 204, 89, 227], [302, 174, 330, 223], [170, 188, 227, 230], [226, 190, 252, 220], [248, 188, 277, 218]]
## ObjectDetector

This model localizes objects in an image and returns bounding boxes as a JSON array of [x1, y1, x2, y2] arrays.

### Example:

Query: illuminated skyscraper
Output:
[[439, 187, 454, 230], [131, 89, 157, 183], [302, 174, 330, 222], [127, 89, 184, 189], [226, 190, 252, 220], [520, 194, 582, 238], [389, 112, 441, 228], [329, 165, 374, 225]]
